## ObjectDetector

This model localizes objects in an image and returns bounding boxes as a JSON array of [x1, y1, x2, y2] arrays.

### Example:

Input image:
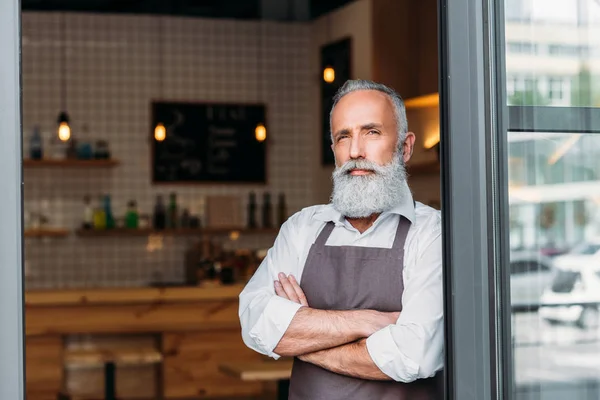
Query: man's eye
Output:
[[367, 130, 379, 135], [337, 135, 348, 141]]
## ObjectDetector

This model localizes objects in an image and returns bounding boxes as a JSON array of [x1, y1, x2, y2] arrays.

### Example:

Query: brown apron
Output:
[[288, 216, 443, 400]]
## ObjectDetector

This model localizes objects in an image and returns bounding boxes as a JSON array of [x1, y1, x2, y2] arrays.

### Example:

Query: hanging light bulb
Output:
[[255, 123, 267, 142], [154, 122, 166, 142], [323, 66, 335, 83], [57, 111, 71, 142]]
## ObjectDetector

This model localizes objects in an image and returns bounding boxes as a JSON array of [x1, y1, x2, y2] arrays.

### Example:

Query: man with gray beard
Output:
[[239, 79, 443, 399]]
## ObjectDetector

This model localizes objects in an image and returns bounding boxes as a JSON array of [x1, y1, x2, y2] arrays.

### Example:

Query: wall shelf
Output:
[[23, 159, 120, 168], [24, 228, 69, 238], [75, 227, 279, 237]]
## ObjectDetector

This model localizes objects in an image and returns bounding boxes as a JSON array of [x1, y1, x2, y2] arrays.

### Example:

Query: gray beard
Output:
[[331, 155, 408, 219]]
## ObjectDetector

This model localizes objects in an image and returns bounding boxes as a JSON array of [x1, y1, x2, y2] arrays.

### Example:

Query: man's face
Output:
[[329, 90, 415, 218], [331, 90, 408, 168]]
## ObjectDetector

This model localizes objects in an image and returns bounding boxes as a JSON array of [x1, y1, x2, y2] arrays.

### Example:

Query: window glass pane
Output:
[[505, 0, 600, 107], [508, 130, 600, 399]]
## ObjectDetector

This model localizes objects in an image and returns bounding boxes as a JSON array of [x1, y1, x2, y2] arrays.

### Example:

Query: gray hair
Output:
[[329, 79, 408, 148]]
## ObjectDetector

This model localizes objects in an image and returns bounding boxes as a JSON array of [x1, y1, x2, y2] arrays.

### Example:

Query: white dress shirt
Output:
[[238, 185, 444, 383]]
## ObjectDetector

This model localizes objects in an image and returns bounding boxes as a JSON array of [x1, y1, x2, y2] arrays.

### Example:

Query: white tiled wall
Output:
[[22, 12, 316, 289]]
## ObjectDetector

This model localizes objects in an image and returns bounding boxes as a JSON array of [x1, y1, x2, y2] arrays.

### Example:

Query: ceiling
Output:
[[21, 0, 356, 21]]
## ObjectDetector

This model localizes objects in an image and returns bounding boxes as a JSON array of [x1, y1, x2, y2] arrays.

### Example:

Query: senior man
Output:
[[238, 79, 444, 399]]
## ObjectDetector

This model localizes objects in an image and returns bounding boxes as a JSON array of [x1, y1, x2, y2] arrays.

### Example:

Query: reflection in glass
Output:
[[505, 0, 600, 107], [508, 131, 600, 398]]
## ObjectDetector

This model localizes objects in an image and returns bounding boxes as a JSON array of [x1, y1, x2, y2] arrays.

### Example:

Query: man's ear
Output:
[[403, 132, 416, 163]]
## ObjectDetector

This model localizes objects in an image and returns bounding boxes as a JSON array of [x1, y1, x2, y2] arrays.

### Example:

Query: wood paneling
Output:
[[26, 336, 63, 400], [163, 331, 263, 398]]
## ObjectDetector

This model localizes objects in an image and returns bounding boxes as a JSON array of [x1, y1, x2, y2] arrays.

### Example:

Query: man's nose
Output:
[[349, 135, 365, 159]]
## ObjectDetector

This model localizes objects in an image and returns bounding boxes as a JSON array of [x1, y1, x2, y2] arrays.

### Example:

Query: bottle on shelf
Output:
[[29, 125, 43, 160], [77, 125, 93, 160], [247, 192, 257, 229], [82, 195, 93, 230], [125, 200, 139, 229], [180, 208, 191, 228], [153, 195, 166, 230], [104, 194, 115, 229], [93, 195, 106, 230], [168, 192, 178, 229], [277, 192, 287, 227], [38, 199, 50, 228], [262, 192, 272, 228]]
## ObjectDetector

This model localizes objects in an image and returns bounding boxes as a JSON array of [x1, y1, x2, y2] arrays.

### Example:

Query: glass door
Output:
[[504, 1, 600, 398], [440, 0, 600, 398]]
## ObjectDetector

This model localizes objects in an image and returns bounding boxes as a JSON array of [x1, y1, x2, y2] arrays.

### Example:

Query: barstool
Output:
[[57, 347, 163, 400]]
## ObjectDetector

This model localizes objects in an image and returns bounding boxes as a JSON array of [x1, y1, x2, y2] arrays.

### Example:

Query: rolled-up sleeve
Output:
[[238, 217, 303, 359], [366, 228, 444, 382]]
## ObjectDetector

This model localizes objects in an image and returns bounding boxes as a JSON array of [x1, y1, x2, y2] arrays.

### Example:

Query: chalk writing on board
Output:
[[151, 102, 267, 183]]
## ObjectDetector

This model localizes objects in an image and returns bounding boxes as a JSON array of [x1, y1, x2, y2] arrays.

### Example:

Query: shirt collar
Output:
[[314, 181, 416, 225]]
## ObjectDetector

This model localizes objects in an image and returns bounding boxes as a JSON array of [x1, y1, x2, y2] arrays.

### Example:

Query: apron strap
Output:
[[314, 221, 336, 248], [391, 215, 411, 251], [316, 213, 411, 252]]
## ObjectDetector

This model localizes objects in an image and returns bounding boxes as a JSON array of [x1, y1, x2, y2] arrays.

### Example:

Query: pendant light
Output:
[[154, 16, 166, 142], [254, 18, 266, 142], [322, 13, 335, 84], [323, 66, 335, 83], [255, 123, 266, 142], [57, 13, 71, 142]]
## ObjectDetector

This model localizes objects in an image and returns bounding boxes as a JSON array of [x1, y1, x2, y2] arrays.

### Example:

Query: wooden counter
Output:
[[26, 284, 245, 307], [25, 284, 263, 399], [25, 284, 245, 336]]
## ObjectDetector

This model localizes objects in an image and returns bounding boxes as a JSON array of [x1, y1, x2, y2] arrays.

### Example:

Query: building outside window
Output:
[[505, 0, 600, 398]]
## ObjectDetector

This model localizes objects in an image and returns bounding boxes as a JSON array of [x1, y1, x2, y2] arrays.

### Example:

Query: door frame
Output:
[[438, 0, 513, 398], [0, 0, 25, 399]]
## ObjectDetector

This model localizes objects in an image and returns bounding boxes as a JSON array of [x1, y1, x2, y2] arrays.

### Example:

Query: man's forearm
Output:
[[299, 339, 390, 380], [273, 307, 375, 357]]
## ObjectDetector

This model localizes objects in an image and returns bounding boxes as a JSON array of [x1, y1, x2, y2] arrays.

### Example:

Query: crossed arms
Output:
[[272, 273, 399, 380], [238, 214, 444, 383]]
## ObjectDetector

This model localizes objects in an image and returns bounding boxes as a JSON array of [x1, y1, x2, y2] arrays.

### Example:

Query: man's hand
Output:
[[298, 338, 391, 380], [274, 273, 309, 307]]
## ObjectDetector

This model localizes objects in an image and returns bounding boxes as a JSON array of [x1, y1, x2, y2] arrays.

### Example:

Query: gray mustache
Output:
[[335, 159, 383, 175]]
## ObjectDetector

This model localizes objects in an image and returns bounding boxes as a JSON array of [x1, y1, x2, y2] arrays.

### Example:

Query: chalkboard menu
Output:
[[151, 102, 267, 183]]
